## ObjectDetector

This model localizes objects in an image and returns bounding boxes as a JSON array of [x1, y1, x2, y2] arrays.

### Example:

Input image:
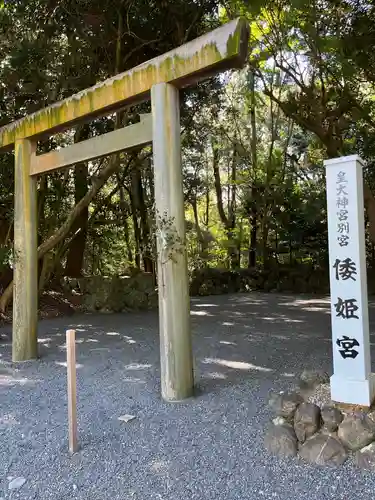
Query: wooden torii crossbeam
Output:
[[0, 18, 249, 401]]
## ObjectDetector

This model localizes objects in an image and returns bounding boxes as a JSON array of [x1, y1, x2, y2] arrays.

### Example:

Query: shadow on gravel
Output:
[[1, 292, 375, 396]]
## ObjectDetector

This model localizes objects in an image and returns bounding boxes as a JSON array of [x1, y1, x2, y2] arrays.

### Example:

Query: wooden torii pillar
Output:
[[0, 18, 249, 401]]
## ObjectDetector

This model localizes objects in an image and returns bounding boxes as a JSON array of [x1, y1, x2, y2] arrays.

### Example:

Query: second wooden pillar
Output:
[[13, 138, 38, 361], [151, 82, 194, 401]]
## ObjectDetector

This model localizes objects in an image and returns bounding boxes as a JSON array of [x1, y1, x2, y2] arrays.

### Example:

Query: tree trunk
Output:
[[248, 211, 257, 267], [212, 143, 228, 226], [363, 183, 375, 245], [118, 185, 133, 265], [262, 216, 270, 270], [129, 188, 141, 269], [135, 164, 153, 273], [123, 214, 133, 265], [289, 234, 293, 265], [212, 140, 239, 269], [0, 7, 128, 311], [228, 143, 239, 269], [0, 150, 127, 312], [65, 159, 89, 277], [37, 176, 47, 239], [191, 197, 205, 256], [38, 252, 53, 293], [204, 186, 210, 227], [248, 69, 258, 268]]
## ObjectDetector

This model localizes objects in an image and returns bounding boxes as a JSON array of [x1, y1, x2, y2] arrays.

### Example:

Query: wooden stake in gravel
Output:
[[66, 329, 78, 454]]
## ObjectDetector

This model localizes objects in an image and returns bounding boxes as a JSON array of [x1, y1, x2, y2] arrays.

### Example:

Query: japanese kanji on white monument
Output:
[[325, 155, 375, 406]]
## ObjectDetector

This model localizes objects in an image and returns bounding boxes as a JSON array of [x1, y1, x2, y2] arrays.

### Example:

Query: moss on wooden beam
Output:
[[0, 18, 249, 152]]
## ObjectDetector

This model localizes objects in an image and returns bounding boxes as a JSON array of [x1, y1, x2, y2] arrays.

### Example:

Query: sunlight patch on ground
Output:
[[121, 377, 147, 384], [195, 303, 219, 308], [0, 413, 20, 427], [284, 298, 330, 306], [282, 298, 331, 313], [304, 307, 330, 312], [203, 371, 227, 379], [124, 363, 152, 370], [261, 315, 303, 323], [0, 375, 40, 387], [123, 336, 136, 344], [149, 459, 170, 474], [231, 297, 267, 305], [190, 310, 212, 316], [202, 357, 272, 372], [55, 361, 84, 369]]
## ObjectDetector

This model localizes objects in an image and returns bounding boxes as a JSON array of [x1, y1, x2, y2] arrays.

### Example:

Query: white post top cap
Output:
[[324, 155, 365, 167]]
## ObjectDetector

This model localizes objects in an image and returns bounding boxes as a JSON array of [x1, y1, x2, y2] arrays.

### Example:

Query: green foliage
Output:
[[2, 0, 375, 302], [155, 211, 185, 265]]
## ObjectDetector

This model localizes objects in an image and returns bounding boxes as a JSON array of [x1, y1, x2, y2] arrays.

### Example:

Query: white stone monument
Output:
[[325, 155, 375, 406]]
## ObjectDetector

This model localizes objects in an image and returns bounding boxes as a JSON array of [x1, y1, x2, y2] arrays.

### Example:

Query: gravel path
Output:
[[1, 292, 375, 500]]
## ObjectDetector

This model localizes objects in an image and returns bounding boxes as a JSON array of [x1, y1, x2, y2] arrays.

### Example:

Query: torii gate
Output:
[[0, 19, 249, 401]]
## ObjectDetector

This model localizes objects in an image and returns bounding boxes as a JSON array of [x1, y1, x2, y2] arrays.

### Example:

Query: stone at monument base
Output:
[[299, 433, 347, 466], [299, 370, 329, 390], [321, 405, 343, 432], [294, 403, 321, 443], [264, 371, 375, 469], [264, 418, 298, 458], [355, 442, 375, 469], [330, 373, 375, 407], [268, 391, 303, 420], [337, 413, 375, 451]]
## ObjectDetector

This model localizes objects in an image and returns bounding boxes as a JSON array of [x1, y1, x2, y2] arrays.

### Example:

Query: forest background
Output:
[[1, 0, 375, 315]]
